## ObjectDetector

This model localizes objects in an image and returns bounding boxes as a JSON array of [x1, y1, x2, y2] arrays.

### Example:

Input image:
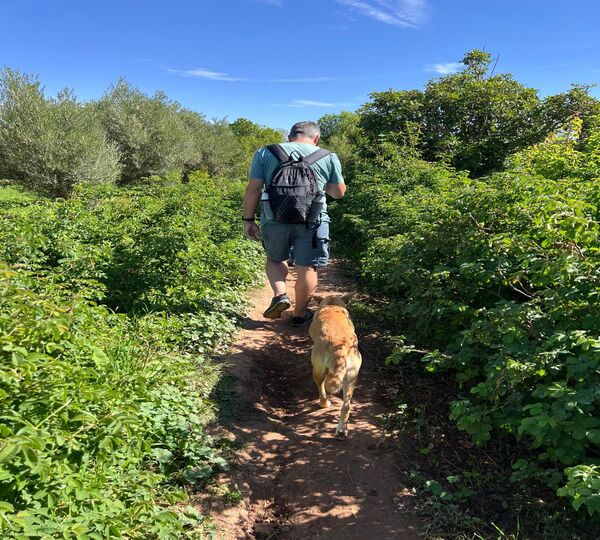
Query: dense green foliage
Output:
[[230, 117, 283, 176], [330, 134, 600, 511], [96, 80, 197, 183], [329, 51, 600, 513], [0, 179, 262, 537], [0, 69, 121, 197], [0, 69, 280, 196], [354, 50, 600, 177]]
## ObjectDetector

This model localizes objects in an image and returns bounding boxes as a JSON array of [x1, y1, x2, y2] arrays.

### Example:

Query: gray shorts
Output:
[[261, 222, 330, 267]]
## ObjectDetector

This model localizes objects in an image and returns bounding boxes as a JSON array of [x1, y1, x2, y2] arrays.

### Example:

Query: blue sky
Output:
[[2, 0, 599, 130]]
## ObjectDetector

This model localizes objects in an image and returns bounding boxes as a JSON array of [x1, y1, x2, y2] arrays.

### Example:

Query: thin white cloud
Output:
[[336, 0, 429, 28], [269, 76, 338, 83], [166, 67, 247, 82], [272, 99, 352, 108], [166, 67, 337, 84], [255, 0, 282, 5], [293, 100, 339, 107], [427, 62, 462, 75]]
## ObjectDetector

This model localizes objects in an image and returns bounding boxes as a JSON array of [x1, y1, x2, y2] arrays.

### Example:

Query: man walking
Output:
[[242, 121, 346, 326]]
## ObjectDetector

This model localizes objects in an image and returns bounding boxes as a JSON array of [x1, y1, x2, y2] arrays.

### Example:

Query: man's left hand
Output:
[[243, 221, 261, 241]]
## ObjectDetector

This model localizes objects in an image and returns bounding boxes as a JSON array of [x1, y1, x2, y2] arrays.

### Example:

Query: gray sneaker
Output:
[[263, 294, 292, 319]]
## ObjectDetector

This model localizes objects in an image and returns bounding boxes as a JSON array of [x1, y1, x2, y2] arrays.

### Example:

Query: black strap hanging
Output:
[[303, 148, 331, 165], [266, 144, 290, 163]]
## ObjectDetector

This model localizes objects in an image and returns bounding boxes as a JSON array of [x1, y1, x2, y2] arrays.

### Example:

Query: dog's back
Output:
[[309, 296, 362, 437]]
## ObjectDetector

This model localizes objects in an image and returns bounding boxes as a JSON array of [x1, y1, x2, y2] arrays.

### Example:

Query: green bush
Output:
[[95, 80, 195, 183], [0, 268, 219, 537], [333, 125, 600, 515], [0, 69, 121, 198], [230, 118, 283, 177], [507, 115, 600, 180], [0, 179, 263, 537], [358, 50, 599, 177], [0, 177, 260, 311], [179, 112, 244, 179], [95, 80, 253, 183]]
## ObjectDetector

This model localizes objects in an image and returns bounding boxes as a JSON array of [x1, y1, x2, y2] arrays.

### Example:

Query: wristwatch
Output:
[[241, 217, 255, 222]]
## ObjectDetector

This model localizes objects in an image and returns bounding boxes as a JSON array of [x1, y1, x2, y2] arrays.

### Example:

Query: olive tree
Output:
[[96, 80, 195, 183], [0, 68, 121, 197]]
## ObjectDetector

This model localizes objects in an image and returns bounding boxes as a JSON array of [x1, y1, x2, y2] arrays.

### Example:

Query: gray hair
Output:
[[289, 121, 320, 140]]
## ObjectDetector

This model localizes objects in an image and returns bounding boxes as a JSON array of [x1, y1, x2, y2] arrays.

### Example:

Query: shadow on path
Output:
[[199, 263, 421, 540]]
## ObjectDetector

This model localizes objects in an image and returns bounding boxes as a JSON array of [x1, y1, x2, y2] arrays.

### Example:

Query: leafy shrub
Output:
[[558, 465, 600, 516], [507, 115, 600, 180], [95, 80, 195, 183], [95, 80, 255, 183], [230, 118, 283, 177], [331, 143, 466, 260], [333, 124, 600, 515], [358, 50, 599, 177], [0, 178, 263, 537], [0, 268, 219, 537], [0, 68, 121, 197], [0, 177, 261, 311]]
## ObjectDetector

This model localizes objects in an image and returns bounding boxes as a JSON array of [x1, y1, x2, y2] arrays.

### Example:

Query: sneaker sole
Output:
[[263, 299, 292, 319]]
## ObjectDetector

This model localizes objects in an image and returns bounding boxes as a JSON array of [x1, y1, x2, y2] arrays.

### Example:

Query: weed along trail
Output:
[[198, 262, 421, 540]]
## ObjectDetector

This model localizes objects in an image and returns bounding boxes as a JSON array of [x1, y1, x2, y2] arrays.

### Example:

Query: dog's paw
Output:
[[335, 427, 348, 438], [319, 399, 332, 409]]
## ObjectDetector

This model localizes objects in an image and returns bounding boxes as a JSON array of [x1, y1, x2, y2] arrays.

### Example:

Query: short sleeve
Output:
[[249, 149, 265, 180], [326, 153, 344, 185]]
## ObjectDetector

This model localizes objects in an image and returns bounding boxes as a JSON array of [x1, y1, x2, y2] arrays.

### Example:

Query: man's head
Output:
[[288, 121, 320, 145]]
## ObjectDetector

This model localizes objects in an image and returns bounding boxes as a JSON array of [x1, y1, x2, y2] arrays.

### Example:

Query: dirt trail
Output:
[[198, 263, 421, 539]]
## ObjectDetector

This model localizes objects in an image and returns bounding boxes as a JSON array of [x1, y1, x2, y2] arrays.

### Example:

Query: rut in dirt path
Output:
[[198, 263, 422, 540]]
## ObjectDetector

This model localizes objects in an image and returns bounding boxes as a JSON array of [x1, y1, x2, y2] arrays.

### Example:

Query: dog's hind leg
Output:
[[335, 375, 356, 437], [312, 355, 331, 409], [335, 352, 362, 437]]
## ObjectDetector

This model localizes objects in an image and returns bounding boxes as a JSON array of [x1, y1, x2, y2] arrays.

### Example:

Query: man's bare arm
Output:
[[325, 182, 347, 199], [243, 178, 264, 217], [242, 178, 264, 240]]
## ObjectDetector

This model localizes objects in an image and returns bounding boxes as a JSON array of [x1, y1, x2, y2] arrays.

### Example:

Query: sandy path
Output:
[[198, 263, 421, 539]]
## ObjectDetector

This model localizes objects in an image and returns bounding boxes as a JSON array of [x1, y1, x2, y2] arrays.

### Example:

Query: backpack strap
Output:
[[303, 148, 331, 165], [266, 144, 289, 163]]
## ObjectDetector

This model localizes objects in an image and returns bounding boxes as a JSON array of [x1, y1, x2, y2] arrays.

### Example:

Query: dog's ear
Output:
[[312, 295, 324, 305], [342, 293, 355, 305]]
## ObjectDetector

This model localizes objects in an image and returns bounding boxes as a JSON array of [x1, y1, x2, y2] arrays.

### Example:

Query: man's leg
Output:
[[266, 258, 288, 296], [294, 265, 318, 317], [261, 224, 293, 319], [290, 223, 329, 323]]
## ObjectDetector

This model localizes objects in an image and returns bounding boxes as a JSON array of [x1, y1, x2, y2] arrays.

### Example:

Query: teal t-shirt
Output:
[[249, 142, 344, 224]]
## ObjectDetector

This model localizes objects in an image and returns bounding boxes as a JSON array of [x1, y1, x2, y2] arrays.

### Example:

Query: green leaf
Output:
[[0, 501, 15, 512], [90, 346, 110, 368], [153, 448, 174, 464]]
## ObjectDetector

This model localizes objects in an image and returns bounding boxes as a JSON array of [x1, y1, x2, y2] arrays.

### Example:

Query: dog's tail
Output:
[[325, 348, 349, 395]]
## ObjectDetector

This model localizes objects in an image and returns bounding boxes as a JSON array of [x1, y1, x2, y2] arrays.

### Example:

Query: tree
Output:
[[230, 118, 283, 177], [178, 111, 244, 179], [359, 49, 600, 177], [318, 111, 364, 173], [96, 80, 195, 183], [0, 68, 121, 197]]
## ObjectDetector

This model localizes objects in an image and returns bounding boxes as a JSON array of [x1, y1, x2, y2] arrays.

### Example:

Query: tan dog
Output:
[[309, 295, 362, 437]]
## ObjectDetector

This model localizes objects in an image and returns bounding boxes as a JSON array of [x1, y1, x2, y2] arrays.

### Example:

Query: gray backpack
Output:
[[265, 144, 330, 224]]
